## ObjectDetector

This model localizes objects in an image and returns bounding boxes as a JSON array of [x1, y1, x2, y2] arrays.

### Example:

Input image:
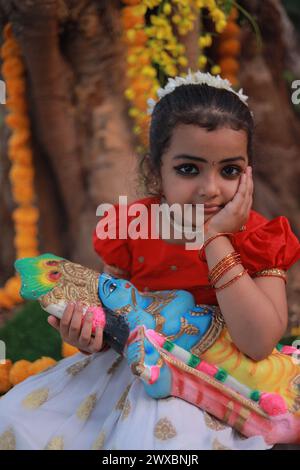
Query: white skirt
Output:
[[0, 349, 272, 450]]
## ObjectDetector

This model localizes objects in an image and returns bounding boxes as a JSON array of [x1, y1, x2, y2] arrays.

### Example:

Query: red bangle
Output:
[[198, 233, 234, 261]]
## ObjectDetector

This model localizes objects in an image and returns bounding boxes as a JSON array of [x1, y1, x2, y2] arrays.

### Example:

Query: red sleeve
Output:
[[93, 203, 132, 275], [236, 216, 300, 274]]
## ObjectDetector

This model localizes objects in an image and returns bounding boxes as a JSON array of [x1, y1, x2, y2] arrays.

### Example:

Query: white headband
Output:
[[147, 69, 249, 115]]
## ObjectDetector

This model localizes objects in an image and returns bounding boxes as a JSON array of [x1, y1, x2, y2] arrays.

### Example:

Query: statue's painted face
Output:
[[98, 273, 137, 309]]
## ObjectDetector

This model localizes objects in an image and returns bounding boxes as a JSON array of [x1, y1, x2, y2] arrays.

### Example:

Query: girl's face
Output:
[[160, 124, 249, 224]]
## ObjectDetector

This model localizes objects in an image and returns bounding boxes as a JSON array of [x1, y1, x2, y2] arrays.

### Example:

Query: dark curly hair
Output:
[[138, 83, 254, 197]]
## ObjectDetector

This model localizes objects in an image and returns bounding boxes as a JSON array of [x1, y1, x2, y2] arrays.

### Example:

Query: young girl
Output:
[[1, 71, 300, 451]]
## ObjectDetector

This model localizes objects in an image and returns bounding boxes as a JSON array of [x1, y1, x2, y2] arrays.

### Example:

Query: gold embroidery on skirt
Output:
[[212, 438, 232, 450], [66, 356, 92, 376], [91, 431, 106, 450], [154, 417, 177, 440], [45, 436, 64, 450], [107, 355, 123, 375], [76, 393, 97, 421], [121, 399, 131, 420], [22, 387, 49, 410], [116, 384, 131, 411], [0, 428, 16, 450], [204, 411, 228, 431]]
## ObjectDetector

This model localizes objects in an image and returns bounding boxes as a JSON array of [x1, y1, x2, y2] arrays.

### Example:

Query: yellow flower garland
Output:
[[121, 1, 230, 153], [0, 23, 39, 309]]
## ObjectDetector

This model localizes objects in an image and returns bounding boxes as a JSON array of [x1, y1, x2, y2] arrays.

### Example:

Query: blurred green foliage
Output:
[[0, 301, 62, 362]]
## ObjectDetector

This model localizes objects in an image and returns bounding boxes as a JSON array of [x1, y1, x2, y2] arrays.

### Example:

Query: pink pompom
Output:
[[281, 345, 298, 355], [83, 306, 106, 333], [197, 361, 218, 376], [259, 392, 288, 416]]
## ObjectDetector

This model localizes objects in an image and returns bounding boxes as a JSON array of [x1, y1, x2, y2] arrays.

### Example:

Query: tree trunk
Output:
[[0, 0, 138, 274], [239, 0, 300, 328]]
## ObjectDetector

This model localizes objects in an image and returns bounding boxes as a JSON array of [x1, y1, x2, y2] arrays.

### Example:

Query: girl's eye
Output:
[[174, 164, 243, 177], [222, 166, 242, 177], [174, 164, 199, 175]]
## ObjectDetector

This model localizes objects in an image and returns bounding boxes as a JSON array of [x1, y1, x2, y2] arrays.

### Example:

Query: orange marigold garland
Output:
[[0, 357, 57, 391], [0, 23, 40, 309], [217, 7, 241, 86], [121, 1, 229, 154]]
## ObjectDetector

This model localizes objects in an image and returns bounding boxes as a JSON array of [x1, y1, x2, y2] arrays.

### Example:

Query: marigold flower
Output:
[[12, 207, 39, 224], [218, 39, 241, 57], [219, 57, 239, 74], [220, 21, 240, 40], [29, 357, 57, 375], [9, 360, 33, 385], [62, 342, 79, 357], [0, 360, 13, 394], [4, 276, 22, 303]]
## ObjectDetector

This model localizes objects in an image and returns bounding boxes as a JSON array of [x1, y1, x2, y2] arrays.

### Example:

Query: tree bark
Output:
[[239, 0, 300, 328], [0, 0, 138, 271]]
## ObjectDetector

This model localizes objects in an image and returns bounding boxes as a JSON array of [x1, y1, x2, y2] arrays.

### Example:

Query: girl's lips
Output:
[[204, 206, 221, 214]]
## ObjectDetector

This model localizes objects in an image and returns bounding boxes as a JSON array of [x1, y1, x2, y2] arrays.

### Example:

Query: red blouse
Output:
[[93, 196, 300, 305]]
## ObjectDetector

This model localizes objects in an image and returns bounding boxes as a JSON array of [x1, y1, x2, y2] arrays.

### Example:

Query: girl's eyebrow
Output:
[[173, 154, 246, 164]]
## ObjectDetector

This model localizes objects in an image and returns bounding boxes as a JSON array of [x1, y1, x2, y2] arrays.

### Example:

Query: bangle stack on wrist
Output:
[[198, 233, 248, 291], [199, 232, 234, 262]]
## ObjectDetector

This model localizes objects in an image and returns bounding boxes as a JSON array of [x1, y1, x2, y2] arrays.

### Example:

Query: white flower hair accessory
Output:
[[147, 68, 249, 115]]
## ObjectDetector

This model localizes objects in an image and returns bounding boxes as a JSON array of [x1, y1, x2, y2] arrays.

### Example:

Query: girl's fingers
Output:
[[239, 167, 252, 203], [68, 302, 84, 342], [60, 302, 75, 337], [90, 326, 104, 353], [78, 311, 93, 347], [47, 315, 60, 331]]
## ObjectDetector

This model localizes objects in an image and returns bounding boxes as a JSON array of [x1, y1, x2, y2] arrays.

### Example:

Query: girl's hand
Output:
[[204, 166, 253, 240], [103, 264, 130, 279], [47, 302, 104, 354]]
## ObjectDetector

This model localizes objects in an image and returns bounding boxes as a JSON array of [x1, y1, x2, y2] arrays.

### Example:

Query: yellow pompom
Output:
[[9, 360, 33, 386], [29, 357, 57, 375], [0, 360, 13, 394], [62, 342, 79, 358]]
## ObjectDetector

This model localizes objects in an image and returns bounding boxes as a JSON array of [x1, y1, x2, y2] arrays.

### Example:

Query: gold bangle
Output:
[[208, 252, 240, 281], [209, 252, 240, 276], [210, 261, 242, 285], [252, 268, 287, 284], [214, 269, 248, 291]]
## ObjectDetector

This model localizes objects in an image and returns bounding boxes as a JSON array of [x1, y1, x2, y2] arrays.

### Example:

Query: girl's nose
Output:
[[198, 173, 220, 199]]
